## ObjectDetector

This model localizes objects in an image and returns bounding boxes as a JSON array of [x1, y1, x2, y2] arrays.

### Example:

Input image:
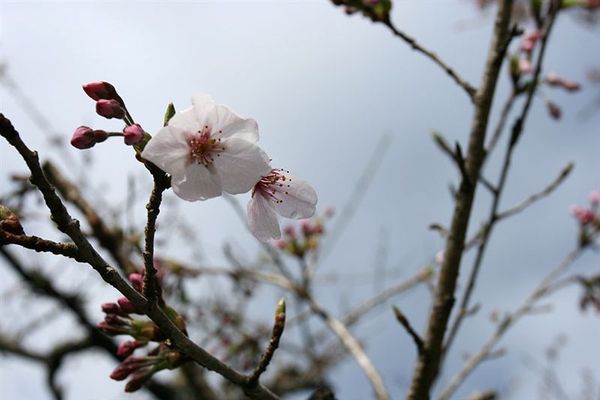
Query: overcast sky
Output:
[[1, 1, 600, 399]]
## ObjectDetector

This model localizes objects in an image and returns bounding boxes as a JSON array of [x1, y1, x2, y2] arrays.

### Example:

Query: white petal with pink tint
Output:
[[141, 94, 270, 202], [215, 138, 271, 195], [246, 169, 318, 242], [247, 193, 281, 242], [140, 126, 189, 179], [270, 175, 317, 219], [172, 164, 222, 201]]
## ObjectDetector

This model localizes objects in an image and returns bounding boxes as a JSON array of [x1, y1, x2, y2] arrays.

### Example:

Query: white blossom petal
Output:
[[270, 175, 318, 219], [191, 94, 217, 128], [212, 104, 259, 143], [214, 138, 271, 195], [141, 126, 189, 176], [172, 164, 222, 201], [167, 106, 201, 133], [247, 193, 281, 242]]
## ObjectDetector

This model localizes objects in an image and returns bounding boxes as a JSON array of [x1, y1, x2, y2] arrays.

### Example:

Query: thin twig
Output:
[[485, 92, 517, 156], [249, 298, 286, 385], [392, 306, 424, 355], [42, 161, 137, 274], [383, 21, 477, 100], [0, 115, 280, 400], [442, 1, 561, 363], [0, 247, 177, 400], [438, 246, 584, 400], [496, 163, 573, 221], [406, 2, 515, 397], [306, 295, 389, 400], [0, 231, 83, 261], [143, 176, 168, 302]]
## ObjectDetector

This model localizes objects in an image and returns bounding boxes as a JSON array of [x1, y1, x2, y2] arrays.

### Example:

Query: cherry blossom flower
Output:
[[247, 169, 317, 242], [141, 95, 271, 201]]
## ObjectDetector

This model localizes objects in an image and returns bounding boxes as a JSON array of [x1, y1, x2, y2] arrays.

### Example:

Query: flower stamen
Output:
[[187, 126, 225, 166]]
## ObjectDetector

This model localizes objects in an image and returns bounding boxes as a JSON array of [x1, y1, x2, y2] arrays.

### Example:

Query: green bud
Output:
[[163, 102, 176, 127]]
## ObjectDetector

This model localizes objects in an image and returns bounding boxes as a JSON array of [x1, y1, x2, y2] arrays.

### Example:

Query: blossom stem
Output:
[[143, 176, 168, 303]]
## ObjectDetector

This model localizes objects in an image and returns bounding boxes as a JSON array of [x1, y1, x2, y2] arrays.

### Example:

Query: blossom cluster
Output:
[[98, 270, 187, 392], [569, 190, 600, 246], [274, 208, 333, 258], [71, 82, 318, 242], [71, 82, 145, 149], [509, 30, 580, 121]]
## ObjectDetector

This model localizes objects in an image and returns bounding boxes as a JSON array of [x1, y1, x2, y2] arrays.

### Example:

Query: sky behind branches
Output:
[[1, 1, 600, 399]]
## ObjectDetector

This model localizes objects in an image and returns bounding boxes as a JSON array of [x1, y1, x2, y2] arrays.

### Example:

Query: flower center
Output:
[[187, 126, 225, 166], [254, 169, 291, 204]]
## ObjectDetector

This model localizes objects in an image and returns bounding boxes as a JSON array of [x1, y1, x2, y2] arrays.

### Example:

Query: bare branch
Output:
[[407, 1, 515, 397], [306, 296, 389, 400], [249, 298, 286, 385], [442, 2, 561, 364], [383, 21, 477, 100], [42, 161, 138, 273], [438, 246, 584, 400], [143, 175, 168, 302], [0, 115, 280, 400], [0, 230, 83, 261], [496, 162, 574, 221], [392, 306, 424, 355]]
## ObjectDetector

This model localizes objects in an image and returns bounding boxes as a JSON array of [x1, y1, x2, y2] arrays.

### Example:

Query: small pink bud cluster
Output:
[[97, 298, 161, 341], [508, 30, 543, 89], [275, 209, 332, 258], [544, 73, 581, 92], [83, 81, 126, 119], [70, 81, 145, 150], [100, 272, 188, 392], [520, 30, 543, 54], [70, 126, 108, 149], [570, 190, 600, 246], [110, 343, 184, 392]]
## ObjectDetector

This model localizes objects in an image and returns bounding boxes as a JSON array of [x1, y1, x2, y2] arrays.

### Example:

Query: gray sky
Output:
[[1, 1, 600, 399]]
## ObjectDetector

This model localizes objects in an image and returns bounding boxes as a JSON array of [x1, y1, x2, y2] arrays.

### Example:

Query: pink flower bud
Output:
[[300, 219, 312, 235], [570, 205, 595, 225], [545, 73, 580, 92], [589, 190, 600, 205], [83, 81, 121, 102], [274, 239, 287, 249], [546, 101, 561, 120], [97, 321, 126, 335], [518, 59, 533, 75], [123, 124, 144, 145], [70, 126, 96, 149], [283, 225, 296, 239], [101, 303, 120, 314], [94, 130, 108, 143], [124, 371, 151, 393], [117, 340, 144, 359], [520, 30, 543, 53], [110, 363, 134, 381], [129, 273, 144, 292], [96, 99, 125, 119], [117, 297, 136, 314]]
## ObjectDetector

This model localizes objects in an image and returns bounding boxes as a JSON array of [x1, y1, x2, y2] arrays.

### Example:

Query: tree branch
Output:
[[406, 2, 514, 398], [383, 21, 477, 100]]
